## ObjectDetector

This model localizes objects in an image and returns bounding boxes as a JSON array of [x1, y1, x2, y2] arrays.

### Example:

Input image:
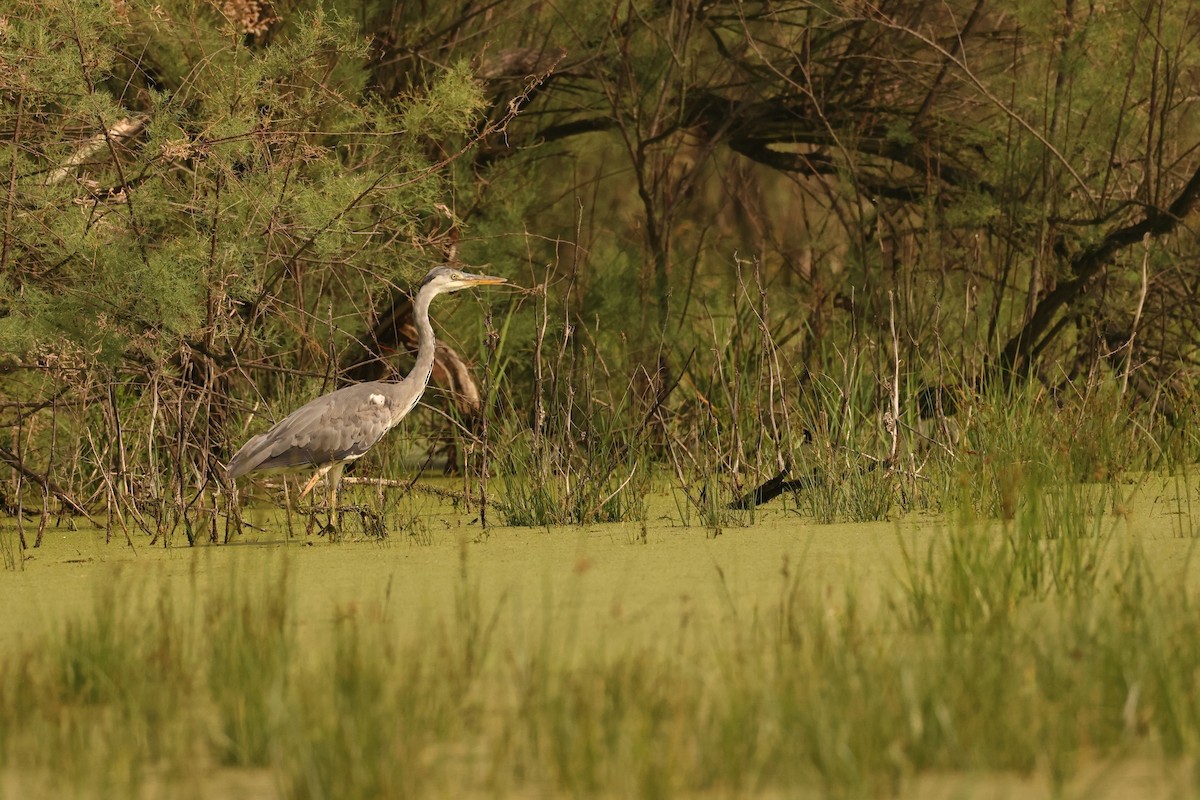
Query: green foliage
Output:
[[402, 61, 487, 141], [0, 0, 481, 368], [1, 0, 1199, 535], [4, 0, 1200, 793], [0, 0, 501, 514]]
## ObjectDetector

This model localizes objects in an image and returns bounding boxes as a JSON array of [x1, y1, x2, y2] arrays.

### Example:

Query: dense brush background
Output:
[[2, 0, 1200, 541]]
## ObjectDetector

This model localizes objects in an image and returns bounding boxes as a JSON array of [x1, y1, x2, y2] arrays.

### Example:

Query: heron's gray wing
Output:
[[228, 384, 397, 478]]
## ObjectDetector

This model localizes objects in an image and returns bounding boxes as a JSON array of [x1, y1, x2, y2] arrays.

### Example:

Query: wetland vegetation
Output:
[[3, 480, 1200, 799], [4, 0, 1200, 797]]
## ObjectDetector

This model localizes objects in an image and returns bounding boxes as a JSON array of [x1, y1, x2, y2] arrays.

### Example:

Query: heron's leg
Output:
[[298, 465, 333, 536], [326, 462, 346, 533], [299, 465, 332, 500]]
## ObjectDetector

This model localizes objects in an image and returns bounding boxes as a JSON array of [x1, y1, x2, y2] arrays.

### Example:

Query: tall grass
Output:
[[2, 504, 1199, 798], [493, 421, 650, 527], [490, 295, 652, 528], [477, 258, 1182, 530], [4, 251, 1189, 543]]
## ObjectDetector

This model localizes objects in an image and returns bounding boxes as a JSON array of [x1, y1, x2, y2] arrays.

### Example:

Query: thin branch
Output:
[[0, 443, 101, 527]]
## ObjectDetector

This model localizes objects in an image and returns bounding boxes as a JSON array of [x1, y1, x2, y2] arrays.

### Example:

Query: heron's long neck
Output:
[[387, 283, 439, 423], [411, 284, 438, 383]]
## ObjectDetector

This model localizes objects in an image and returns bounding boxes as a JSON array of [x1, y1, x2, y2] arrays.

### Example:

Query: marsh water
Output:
[[2, 498, 917, 652], [3, 483, 1197, 645], [3, 480, 1200, 799]]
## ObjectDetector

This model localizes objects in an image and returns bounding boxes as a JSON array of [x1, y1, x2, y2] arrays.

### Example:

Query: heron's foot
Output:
[[300, 506, 342, 540], [319, 504, 387, 539], [299, 504, 385, 540]]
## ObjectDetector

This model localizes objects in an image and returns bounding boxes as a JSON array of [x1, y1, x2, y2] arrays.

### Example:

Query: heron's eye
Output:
[[451, 272, 463, 280]]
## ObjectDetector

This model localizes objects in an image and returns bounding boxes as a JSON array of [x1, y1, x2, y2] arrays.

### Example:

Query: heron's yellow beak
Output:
[[467, 275, 508, 286]]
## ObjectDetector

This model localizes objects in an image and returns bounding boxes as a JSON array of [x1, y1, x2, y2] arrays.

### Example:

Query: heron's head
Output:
[[419, 265, 508, 295]]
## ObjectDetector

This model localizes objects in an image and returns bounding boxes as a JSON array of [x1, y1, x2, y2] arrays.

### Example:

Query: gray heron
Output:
[[226, 266, 507, 521]]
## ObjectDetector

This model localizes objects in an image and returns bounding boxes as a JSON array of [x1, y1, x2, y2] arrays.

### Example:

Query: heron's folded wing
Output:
[[229, 386, 395, 476]]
